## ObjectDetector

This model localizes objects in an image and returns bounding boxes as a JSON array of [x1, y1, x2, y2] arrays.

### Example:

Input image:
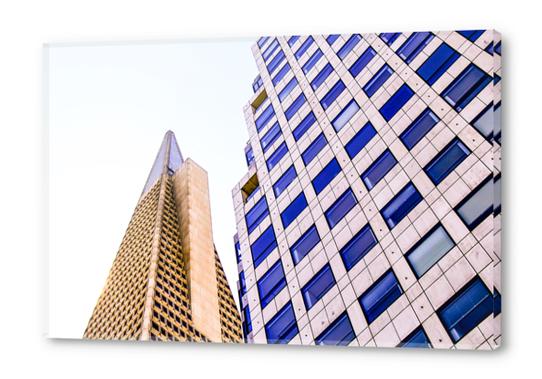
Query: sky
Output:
[[48, 39, 257, 338]]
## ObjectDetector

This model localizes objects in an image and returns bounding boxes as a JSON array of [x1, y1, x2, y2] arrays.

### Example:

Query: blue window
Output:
[[278, 77, 298, 102], [379, 83, 414, 121], [281, 192, 308, 228], [441, 64, 491, 112], [302, 48, 323, 74], [337, 34, 362, 60], [262, 38, 279, 62], [424, 138, 470, 184], [458, 30, 484, 42], [417, 43, 460, 85], [273, 166, 297, 198], [349, 47, 376, 77], [265, 302, 298, 344], [327, 34, 340, 45], [295, 36, 314, 59], [252, 75, 263, 93], [399, 327, 432, 348], [494, 41, 501, 55], [380, 32, 400, 45], [245, 145, 254, 166], [266, 142, 288, 171], [331, 99, 360, 132], [493, 288, 501, 316], [362, 149, 397, 190], [272, 63, 291, 86], [301, 133, 327, 165], [293, 111, 316, 141], [312, 158, 341, 194], [455, 175, 493, 230], [288, 35, 300, 46], [239, 271, 246, 297], [315, 312, 356, 346], [255, 104, 275, 132], [245, 196, 269, 233], [267, 50, 285, 75], [260, 122, 282, 153], [242, 305, 252, 337], [302, 264, 336, 310], [400, 108, 440, 149], [471, 103, 494, 139], [257, 36, 269, 48], [359, 269, 403, 323], [344, 121, 377, 158], [235, 240, 242, 264], [363, 64, 393, 97], [257, 260, 287, 308], [285, 93, 306, 120], [340, 223, 377, 270], [438, 276, 493, 343], [311, 63, 334, 90], [406, 224, 455, 278], [321, 80, 346, 110], [396, 32, 434, 63], [290, 225, 320, 265], [325, 189, 357, 229], [381, 182, 422, 229], [251, 225, 277, 267]]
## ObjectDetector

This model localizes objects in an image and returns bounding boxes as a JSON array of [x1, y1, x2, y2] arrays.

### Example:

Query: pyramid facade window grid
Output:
[[233, 30, 501, 349]]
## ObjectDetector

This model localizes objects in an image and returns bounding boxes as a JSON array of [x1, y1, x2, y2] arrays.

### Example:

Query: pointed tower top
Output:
[[141, 131, 184, 196]]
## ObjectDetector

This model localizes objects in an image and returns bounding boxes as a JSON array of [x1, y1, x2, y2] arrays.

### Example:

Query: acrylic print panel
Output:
[[48, 30, 501, 350]]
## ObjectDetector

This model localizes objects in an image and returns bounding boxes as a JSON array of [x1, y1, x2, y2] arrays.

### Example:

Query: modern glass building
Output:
[[232, 31, 501, 349]]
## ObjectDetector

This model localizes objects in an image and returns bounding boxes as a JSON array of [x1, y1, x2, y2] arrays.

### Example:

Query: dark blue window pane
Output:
[[381, 182, 423, 229], [265, 302, 298, 344], [281, 192, 308, 228], [325, 189, 357, 229], [379, 83, 414, 122], [273, 165, 297, 197], [362, 149, 398, 190], [417, 43, 460, 85], [442, 64, 491, 112], [340, 223, 377, 270], [321, 80, 346, 110], [239, 271, 246, 296], [494, 41, 501, 55], [312, 158, 341, 194], [399, 327, 432, 348], [380, 32, 400, 45], [400, 108, 440, 149], [295, 36, 314, 59], [252, 75, 263, 93], [425, 138, 470, 184], [311, 63, 334, 90], [242, 305, 252, 336], [344, 121, 377, 158], [266, 142, 289, 171], [302, 133, 327, 165], [302, 48, 323, 74], [455, 175, 493, 230], [260, 122, 282, 153], [493, 288, 501, 316], [359, 270, 403, 323], [278, 77, 298, 102], [245, 196, 269, 233], [302, 264, 336, 310], [235, 240, 242, 264], [458, 30, 484, 42], [327, 34, 340, 45], [438, 277, 493, 343], [331, 99, 360, 132], [272, 63, 291, 86], [251, 226, 277, 267], [285, 93, 306, 120], [363, 64, 393, 97], [337, 34, 362, 60], [349, 47, 376, 77], [255, 104, 275, 132], [293, 111, 316, 141], [397, 32, 434, 63], [288, 35, 300, 46], [245, 145, 254, 166], [257, 36, 270, 48], [290, 225, 320, 265], [257, 260, 287, 308], [262, 38, 279, 61], [485, 42, 493, 54], [267, 50, 286, 75], [315, 312, 356, 346]]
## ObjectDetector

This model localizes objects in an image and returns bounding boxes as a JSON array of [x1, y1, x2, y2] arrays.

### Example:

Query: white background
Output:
[[0, 0, 540, 378]]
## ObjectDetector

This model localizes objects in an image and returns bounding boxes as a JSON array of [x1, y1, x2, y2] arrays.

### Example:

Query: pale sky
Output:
[[48, 39, 257, 338]]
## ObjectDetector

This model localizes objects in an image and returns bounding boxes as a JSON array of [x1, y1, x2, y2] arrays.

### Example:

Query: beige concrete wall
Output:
[[173, 158, 222, 342]]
